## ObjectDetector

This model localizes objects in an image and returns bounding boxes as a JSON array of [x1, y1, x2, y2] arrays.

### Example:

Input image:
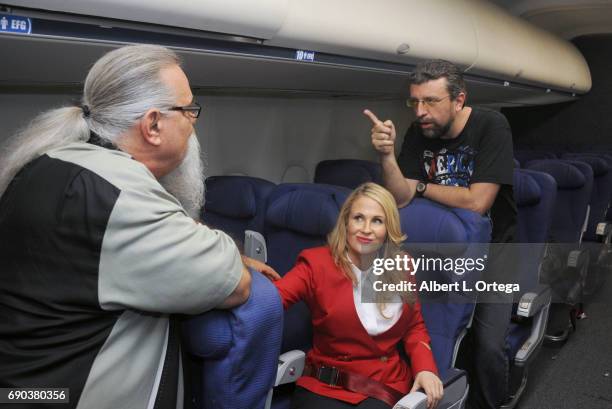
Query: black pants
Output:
[[460, 238, 517, 409], [465, 299, 513, 409], [291, 386, 391, 409]]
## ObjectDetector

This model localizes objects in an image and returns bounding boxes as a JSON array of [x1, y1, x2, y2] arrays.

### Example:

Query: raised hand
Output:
[[364, 109, 396, 156]]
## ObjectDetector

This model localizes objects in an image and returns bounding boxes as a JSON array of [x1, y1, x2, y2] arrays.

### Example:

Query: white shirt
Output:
[[350, 262, 403, 336]]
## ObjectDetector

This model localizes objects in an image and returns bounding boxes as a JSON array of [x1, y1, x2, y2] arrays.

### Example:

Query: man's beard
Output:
[[159, 133, 205, 220], [419, 119, 452, 139]]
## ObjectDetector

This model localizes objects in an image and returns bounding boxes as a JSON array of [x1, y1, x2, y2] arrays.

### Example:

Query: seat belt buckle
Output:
[[317, 366, 340, 386]]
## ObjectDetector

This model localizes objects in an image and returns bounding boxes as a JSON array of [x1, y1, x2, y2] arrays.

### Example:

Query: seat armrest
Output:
[[393, 368, 468, 409], [393, 392, 428, 409], [596, 221, 612, 243], [566, 249, 589, 269], [245, 229, 267, 262], [515, 288, 552, 365], [275, 350, 306, 386], [516, 285, 552, 318]]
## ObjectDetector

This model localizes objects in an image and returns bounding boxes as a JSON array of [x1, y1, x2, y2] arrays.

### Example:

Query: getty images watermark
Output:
[[363, 242, 612, 304], [369, 252, 520, 295]]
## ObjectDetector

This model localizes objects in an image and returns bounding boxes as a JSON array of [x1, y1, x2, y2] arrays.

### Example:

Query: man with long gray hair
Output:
[[0, 44, 252, 408]]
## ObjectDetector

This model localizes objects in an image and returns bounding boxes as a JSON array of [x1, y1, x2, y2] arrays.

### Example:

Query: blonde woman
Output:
[[275, 183, 443, 409]]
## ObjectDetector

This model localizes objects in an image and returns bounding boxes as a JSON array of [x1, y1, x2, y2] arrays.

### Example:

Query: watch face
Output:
[[417, 182, 426, 193]]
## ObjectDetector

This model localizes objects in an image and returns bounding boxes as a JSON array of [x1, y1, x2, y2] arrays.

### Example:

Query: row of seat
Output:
[[318, 154, 612, 306], [183, 176, 497, 409], [517, 153, 612, 338], [182, 154, 570, 408]]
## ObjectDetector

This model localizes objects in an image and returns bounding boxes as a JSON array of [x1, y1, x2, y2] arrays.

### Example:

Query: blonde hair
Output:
[[327, 183, 415, 310]]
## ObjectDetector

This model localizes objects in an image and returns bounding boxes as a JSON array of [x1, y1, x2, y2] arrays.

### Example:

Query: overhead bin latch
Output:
[[396, 43, 410, 55]]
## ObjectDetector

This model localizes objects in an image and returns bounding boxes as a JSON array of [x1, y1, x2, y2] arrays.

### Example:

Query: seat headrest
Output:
[[525, 160, 586, 189], [205, 178, 257, 218], [401, 200, 468, 243], [573, 156, 609, 177], [513, 171, 542, 206], [314, 159, 382, 189], [266, 188, 346, 236]]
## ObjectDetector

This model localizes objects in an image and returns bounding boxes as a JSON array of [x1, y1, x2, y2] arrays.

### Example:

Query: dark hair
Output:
[[410, 59, 466, 100]]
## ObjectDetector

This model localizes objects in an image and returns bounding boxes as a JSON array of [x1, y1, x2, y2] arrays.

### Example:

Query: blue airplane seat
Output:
[[399, 198, 491, 379], [264, 183, 350, 409], [560, 154, 612, 295], [264, 183, 351, 354], [314, 159, 382, 189], [523, 159, 593, 341], [202, 175, 276, 244], [513, 169, 557, 246], [524, 160, 592, 244], [560, 154, 612, 241], [182, 269, 283, 409], [268, 191, 487, 409], [502, 169, 556, 408]]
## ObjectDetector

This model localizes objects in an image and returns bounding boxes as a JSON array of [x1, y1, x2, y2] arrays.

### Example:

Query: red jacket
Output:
[[274, 246, 438, 404]]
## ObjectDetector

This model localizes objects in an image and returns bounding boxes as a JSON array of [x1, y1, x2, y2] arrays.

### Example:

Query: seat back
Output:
[[202, 176, 276, 243], [399, 198, 491, 378], [561, 154, 612, 240], [524, 159, 593, 243], [265, 183, 351, 352], [514, 169, 557, 245], [314, 159, 382, 189], [503, 170, 556, 403], [512, 168, 557, 320], [182, 271, 283, 409]]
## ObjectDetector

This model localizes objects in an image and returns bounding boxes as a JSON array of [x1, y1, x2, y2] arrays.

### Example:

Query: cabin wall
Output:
[[0, 93, 413, 183], [503, 34, 612, 151]]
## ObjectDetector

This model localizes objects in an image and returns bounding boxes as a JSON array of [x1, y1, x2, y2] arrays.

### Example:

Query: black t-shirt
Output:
[[397, 106, 517, 243]]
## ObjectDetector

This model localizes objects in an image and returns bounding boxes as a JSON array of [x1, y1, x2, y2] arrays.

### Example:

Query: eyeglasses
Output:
[[406, 96, 451, 109], [168, 102, 202, 119]]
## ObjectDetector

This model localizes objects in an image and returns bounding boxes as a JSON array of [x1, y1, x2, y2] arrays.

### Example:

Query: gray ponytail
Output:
[[0, 44, 180, 198], [0, 106, 89, 196]]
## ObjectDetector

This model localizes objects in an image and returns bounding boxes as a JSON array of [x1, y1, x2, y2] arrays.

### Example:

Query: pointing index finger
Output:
[[363, 109, 382, 125]]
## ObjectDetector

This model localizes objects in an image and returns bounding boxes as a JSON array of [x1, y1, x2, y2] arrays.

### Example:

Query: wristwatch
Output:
[[415, 181, 428, 197]]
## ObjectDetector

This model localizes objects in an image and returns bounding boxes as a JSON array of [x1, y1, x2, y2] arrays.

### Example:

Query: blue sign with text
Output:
[[295, 50, 315, 62], [0, 14, 32, 35]]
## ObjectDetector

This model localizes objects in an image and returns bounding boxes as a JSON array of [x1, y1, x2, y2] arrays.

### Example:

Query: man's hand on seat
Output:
[[411, 370, 443, 409], [242, 255, 281, 281]]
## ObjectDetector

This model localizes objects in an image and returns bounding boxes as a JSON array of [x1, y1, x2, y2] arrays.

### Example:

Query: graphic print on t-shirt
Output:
[[422, 146, 476, 187]]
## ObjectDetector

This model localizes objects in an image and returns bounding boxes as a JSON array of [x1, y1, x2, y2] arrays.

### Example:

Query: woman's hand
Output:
[[410, 370, 443, 409], [241, 255, 281, 281]]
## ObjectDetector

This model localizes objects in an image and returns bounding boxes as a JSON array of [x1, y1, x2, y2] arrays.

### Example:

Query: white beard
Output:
[[158, 133, 205, 220]]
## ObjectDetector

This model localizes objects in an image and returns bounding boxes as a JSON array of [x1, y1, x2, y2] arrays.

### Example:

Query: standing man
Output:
[[365, 59, 516, 409], [0, 44, 252, 409]]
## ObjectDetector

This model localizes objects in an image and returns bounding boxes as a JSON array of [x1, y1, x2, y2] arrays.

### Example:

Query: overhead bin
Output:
[[266, 0, 479, 70], [265, 0, 591, 94], [0, 0, 591, 104], [466, 0, 591, 93]]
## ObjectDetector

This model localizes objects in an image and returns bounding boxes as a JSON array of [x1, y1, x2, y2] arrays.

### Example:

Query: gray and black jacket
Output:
[[0, 141, 243, 409]]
